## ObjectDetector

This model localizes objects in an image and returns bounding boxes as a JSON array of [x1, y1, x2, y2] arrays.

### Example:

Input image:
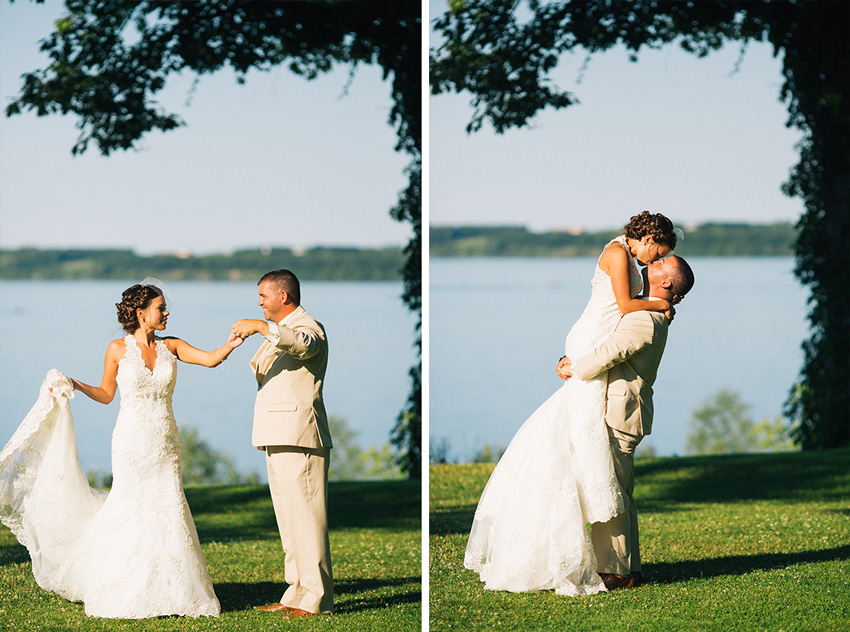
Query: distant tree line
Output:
[[0, 246, 404, 282], [430, 222, 795, 258]]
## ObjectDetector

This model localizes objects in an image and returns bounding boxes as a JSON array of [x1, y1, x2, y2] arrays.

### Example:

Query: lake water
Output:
[[0, 261, 812, 474], [429, 257, 809, 461], [0, 280, 418, 481]]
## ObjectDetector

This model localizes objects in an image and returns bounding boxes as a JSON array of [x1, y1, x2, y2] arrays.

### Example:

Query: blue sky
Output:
[[429, 0, 804, 233], [1, 1, 805, 256], [0, 0, 411, 255]]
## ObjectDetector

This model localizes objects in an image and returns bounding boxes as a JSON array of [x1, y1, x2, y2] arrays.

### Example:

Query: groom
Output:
[[232, 269, 334, 617], [557, 254, 694, 591]]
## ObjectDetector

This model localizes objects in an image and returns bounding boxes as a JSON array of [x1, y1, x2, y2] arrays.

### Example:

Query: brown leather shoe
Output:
[[600, 573, 637, 590], [631, 571, 645, 587], [281, 608, 319, 618], [257, 603, 295, 612]]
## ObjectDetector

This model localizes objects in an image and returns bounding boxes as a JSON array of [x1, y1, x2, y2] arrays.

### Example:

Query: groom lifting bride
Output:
[[557, 253, 694, 590], [464, 212, 694, 595]]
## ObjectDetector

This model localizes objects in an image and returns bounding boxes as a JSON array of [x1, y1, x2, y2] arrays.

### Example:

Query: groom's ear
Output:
[[280, 290, 290, 305]]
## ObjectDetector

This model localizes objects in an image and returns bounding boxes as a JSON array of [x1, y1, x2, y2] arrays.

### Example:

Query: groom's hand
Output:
[[556, 356, 573, 380], [232, 319, 270, 339]]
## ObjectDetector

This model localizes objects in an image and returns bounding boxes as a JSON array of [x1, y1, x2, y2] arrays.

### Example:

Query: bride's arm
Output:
[[599, 243, 670, 315], [72, 339, 123, 404], [164, 333, 242, 368]]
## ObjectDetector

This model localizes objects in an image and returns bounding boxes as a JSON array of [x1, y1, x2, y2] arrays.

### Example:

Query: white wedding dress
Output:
[[464, 235, 641, 596], [0, 335, 220, 618]]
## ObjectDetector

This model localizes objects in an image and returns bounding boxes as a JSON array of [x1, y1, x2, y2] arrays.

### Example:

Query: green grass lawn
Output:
[[0, 479, 421, 631], [430, 450, 850, 631]]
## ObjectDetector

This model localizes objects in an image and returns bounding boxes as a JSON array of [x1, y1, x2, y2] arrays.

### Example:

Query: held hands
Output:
[[231, 319, 269, 341], [556, 356, 573, 380], [227, 331, 244, 349]]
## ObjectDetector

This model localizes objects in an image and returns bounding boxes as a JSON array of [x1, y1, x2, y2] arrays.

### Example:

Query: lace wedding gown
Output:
[[0, 336, 220, 618], [464, 235, 641, 596]]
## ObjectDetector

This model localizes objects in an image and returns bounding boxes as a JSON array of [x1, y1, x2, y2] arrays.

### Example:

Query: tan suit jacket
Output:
[[570, 309, 669, 437], [249, 305, 332, 449]]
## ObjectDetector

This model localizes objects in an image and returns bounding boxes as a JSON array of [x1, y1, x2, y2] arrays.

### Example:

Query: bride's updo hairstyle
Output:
[[622, 211, 677, 251], [116, 284, 163, 333]]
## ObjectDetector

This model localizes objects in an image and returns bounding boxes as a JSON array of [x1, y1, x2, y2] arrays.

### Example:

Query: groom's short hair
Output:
[[667, 256, 695, 299], [260, 269, 301, 306]]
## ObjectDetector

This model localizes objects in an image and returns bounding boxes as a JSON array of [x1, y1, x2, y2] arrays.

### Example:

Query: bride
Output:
[[0, 281, 242, 618], [463, 211, 678, 596]]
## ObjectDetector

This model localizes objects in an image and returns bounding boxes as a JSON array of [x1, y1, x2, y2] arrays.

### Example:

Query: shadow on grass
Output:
[[430, 451, 850, 537], [215, 576, 421, 614], [636, 450, 850, 509], [335, 576, 422, 614], [212, 581, 280, 612], [645, 544, 850, 584], [2, 479, 420, 567], [186, 478, 421, 544], [0, 541, 29, 566], [186, 479, 421, 528], [430, 506, 476, 537], [330, 480, 421, 531], [186, 484, 273, 514]]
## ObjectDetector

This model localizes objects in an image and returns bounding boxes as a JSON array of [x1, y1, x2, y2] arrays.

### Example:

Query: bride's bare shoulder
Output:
[[105, 337, 128, 358], [601, 239, 625, 256], [159, 337, 182, 353], [599, 240, 626, 272]]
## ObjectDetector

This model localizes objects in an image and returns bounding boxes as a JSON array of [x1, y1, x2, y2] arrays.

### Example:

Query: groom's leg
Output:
[[266, 447, 303, 603], [614, 427, 641, 574], [266, 445, 334, 614], [592, 426, 641, 576]]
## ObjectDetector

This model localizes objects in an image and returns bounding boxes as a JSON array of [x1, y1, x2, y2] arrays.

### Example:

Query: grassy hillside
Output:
[[430, 450, 850, 631], [1, 479, 421, 631]]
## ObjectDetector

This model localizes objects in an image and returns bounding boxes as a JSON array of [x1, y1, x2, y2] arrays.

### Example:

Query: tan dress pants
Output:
[[266, 446, 334, 614], [591, 425, 642, 576]]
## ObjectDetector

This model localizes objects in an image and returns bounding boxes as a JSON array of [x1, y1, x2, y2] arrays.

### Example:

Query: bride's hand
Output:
[[556, 356, 573, 380], [49, 377, 76, 395], [664, 305, 676, 322], [227, 332, 244, 349]]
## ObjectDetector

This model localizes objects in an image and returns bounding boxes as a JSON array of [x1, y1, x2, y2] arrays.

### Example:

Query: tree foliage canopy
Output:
[[432, 0, 849, 449], [8, 0, 422, 475], [11, 0, 420, 158]]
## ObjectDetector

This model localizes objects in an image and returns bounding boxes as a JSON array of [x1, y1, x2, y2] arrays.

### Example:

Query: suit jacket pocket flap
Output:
[[608, 384, 627, 397], [267, 403, 298, 412]]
